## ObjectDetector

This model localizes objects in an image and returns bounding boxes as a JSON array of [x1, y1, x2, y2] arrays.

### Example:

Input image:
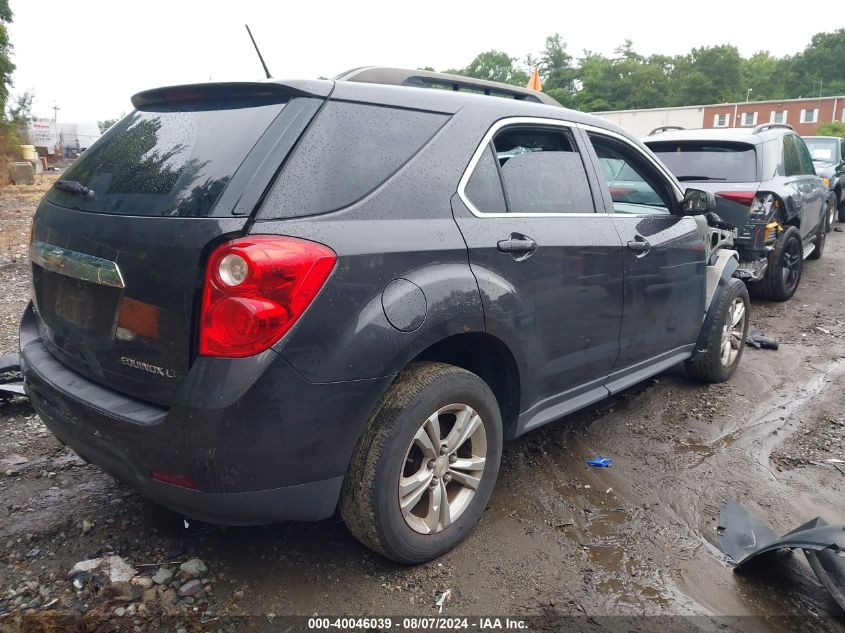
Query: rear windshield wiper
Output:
[[54, 180, 94, 197], [676, 175, 727, 182]]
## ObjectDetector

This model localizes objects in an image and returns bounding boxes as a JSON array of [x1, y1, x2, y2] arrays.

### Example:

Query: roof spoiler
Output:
[[648, 125, 685, 135], [335, 66, 562, 107], [752, 123, 794, 134], [131, 80, 332, 108]]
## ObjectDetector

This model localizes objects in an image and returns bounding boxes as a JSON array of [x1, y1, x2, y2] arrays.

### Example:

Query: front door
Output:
[[452, 121, 623, 426], [581, 130, 706, 388]]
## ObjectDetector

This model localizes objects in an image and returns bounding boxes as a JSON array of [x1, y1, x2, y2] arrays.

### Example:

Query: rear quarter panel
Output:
[[252, 108, 493, 383]]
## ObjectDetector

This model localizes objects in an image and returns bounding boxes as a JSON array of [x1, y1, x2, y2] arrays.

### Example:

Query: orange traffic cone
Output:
[[526, 67, 542, 91]]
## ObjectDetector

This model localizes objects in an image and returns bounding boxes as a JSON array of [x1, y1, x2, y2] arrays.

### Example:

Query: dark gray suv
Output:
[[20, 68, 749, 563], [803, 135, 845, 227], [645, 124, 828, 301]]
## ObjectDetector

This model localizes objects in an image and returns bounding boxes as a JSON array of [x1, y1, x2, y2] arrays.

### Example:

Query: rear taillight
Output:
[[716, 191, 780, 222], [199, 236, 336, 358], [716, 191, 757, 207]]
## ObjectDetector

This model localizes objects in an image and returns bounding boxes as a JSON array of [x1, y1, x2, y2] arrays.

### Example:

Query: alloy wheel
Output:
[[781, 239, 802, 294], [398, 403, 487, 534], [720, 297, 746, 367]]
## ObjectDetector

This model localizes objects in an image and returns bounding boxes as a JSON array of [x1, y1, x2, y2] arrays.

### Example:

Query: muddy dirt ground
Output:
[[0, 177, 843, 632]]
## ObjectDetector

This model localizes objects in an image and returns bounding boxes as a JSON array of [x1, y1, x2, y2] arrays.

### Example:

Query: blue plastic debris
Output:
[[586, 457, 612, 468]]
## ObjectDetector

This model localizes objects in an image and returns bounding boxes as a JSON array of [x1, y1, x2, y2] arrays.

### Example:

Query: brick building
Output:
[[594, 95, 845, 138], [703, 96, 845, 136]]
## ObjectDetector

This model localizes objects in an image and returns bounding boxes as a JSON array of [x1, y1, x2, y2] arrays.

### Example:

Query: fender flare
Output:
[[693, 249, 739, 355]]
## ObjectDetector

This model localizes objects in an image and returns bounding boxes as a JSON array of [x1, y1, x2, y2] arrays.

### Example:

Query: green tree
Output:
[[785, 30, 845, 98], [98, 118, 119, 133], [540, 34, 575, 105], [741, 51, 785, 101], [815, 121, 845, 139], [7, 90, 33, 124], [0, 0, 13, 117], [669, 45, 743, 105], [572, 42, 671, 111]]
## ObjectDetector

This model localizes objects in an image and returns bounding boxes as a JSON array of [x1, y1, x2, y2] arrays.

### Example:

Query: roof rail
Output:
[[648, 125, 685, 135], [752, 123, 794, 134], [334, 67, 562, 107]]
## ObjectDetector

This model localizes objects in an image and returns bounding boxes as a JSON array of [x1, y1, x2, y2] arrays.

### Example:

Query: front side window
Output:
[[465, 125, 595, 214], [590, 134, 673, 215]]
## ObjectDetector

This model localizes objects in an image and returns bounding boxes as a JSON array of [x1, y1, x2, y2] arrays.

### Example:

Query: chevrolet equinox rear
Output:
[[21, 69, 750, 563]]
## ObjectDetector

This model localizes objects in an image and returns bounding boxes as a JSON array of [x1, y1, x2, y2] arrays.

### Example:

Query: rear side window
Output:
[[464, 144, 507, 213], [794, 137, 816, 175], [783, 135, 811, 176], [647, 141, 758, 183], [261, 102, 449, 218], [464, 125, 594, 214], [45, 100, 287, 217]]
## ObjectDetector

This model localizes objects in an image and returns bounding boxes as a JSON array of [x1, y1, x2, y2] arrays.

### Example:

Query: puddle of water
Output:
[[587, 508, 628, 539], [595, 578, 671, 610], [673, 430, 740, 457], [588, 544, 624, 570]]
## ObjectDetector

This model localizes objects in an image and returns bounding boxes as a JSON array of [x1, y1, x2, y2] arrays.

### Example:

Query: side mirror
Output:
[[682, 188, 718, 215]]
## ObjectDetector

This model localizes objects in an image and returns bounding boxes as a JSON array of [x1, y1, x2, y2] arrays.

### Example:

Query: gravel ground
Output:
[[0, 180, 843, 633]]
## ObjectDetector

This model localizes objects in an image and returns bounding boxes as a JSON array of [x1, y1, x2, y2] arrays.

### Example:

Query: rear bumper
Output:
[[20, 305, 391, 524]]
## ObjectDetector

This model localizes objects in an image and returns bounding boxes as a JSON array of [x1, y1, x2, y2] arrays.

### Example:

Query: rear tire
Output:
[[808, 212, 826, 260], [750, 226, 803, 301], [686, 278, 750, 383], [839, 196, 845, 223], [340, 362, 503, 564]]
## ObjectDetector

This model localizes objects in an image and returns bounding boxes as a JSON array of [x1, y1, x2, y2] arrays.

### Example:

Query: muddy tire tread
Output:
[[687, 278, 750, 383], [339, 362, 495, 562]]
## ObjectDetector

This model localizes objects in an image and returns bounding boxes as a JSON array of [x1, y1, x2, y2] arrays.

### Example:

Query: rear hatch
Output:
[[646, 140, 760, 232], [29, 82, 327, 405]]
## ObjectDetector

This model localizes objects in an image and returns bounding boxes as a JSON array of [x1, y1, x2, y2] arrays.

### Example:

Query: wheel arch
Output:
[[409, 332, 522, 439]]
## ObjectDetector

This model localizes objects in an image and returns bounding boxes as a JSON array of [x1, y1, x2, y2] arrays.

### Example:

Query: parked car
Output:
[[645, 124, 829, 301], [803, 135, 845, 227], [21, 68, 749, 564]]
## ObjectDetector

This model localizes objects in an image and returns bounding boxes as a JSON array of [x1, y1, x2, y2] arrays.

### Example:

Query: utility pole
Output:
[[52, 103, 60, 122]]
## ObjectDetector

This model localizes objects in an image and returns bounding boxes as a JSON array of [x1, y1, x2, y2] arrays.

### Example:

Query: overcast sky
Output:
[[8, 0, 843, 122]]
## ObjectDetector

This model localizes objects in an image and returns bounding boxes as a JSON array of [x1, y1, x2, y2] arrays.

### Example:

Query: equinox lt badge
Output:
[[120, 356, 177, 378]]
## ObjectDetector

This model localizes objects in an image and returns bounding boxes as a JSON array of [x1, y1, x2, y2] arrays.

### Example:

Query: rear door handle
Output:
[[497, 234, 538, 259], [626, 237, 651, 253]]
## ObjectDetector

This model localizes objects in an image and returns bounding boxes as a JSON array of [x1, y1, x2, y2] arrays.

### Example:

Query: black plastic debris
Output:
[[745, 329, 779, 350], [0, 353, 25, 401], [718, 498, 845, 612]]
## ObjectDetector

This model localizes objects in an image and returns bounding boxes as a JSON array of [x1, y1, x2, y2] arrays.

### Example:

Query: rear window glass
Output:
[[804, 137, 838, 162], [260, 102, 449, 218], [45, 99, 286, 217], [647, 141, 758, 183]]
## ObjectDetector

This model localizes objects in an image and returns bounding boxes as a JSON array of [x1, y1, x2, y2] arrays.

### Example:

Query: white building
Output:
[[22, 119, 102, 156], [591, 105, 706, 139]]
